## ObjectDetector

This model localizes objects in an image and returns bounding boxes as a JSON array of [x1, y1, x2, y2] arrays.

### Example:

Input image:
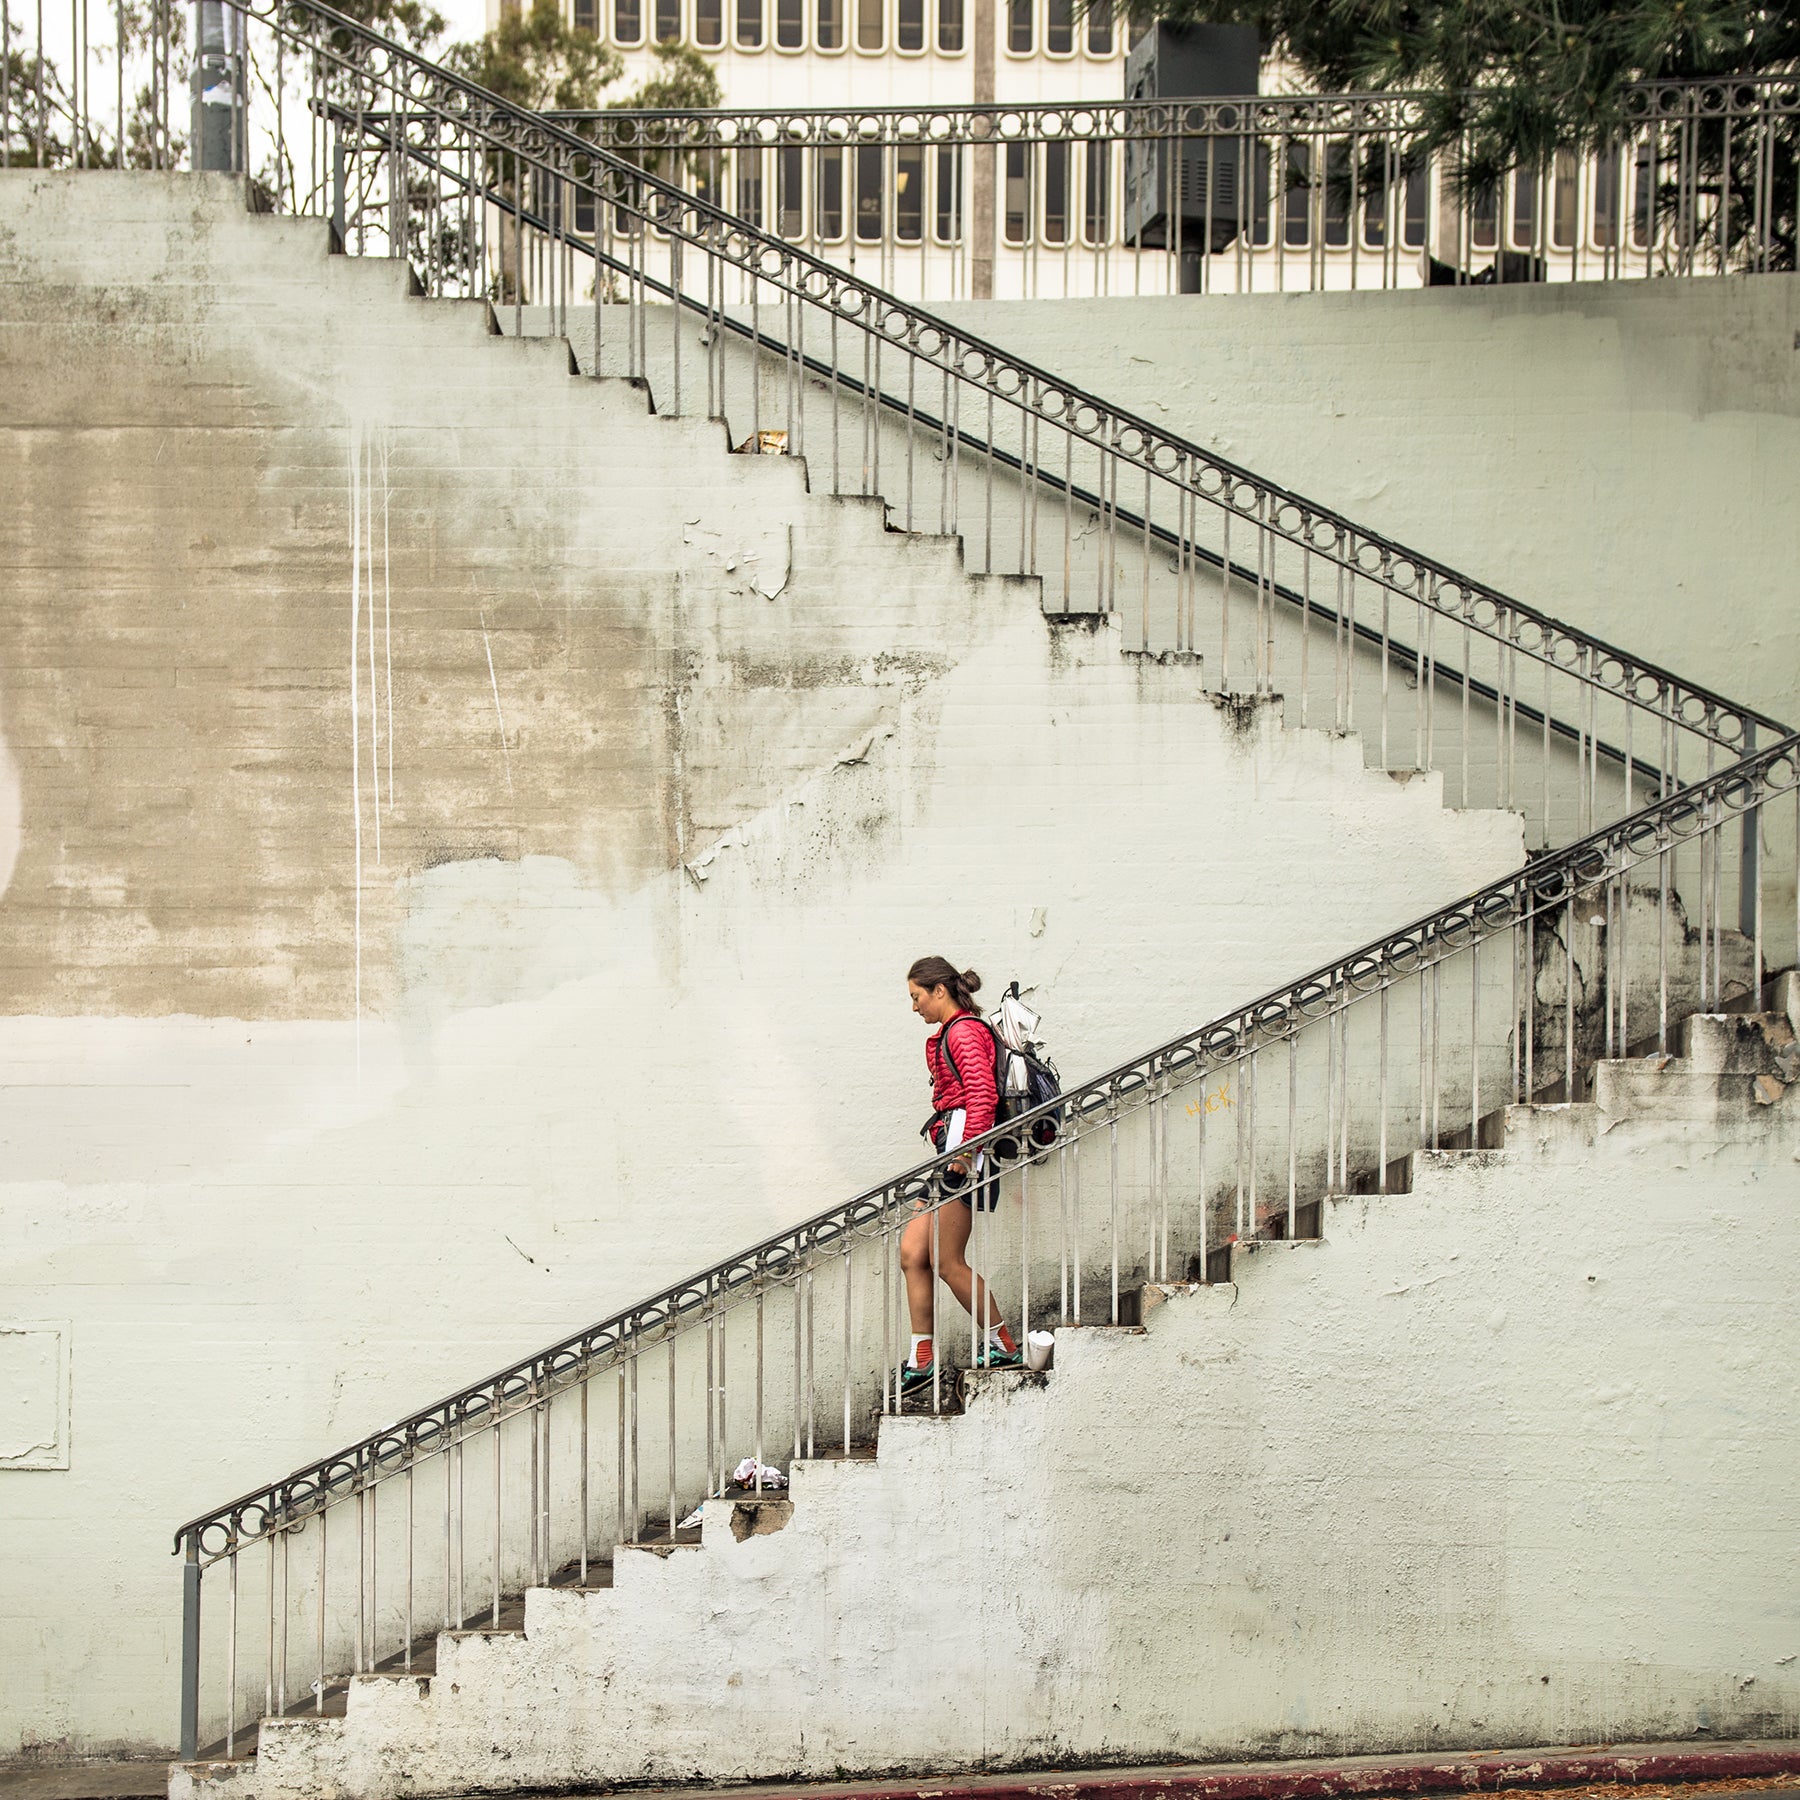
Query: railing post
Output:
[[179, 1528, 202, 1761], [331, 131, 347, 255], [1739, 721, 1760, 950]]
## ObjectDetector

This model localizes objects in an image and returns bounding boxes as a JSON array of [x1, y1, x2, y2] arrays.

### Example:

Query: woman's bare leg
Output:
[[900, 1201, 1003, 1341]]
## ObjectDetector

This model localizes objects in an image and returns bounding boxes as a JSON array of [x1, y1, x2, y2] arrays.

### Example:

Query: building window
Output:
[[897, 0, 923, 49], [1006, 0, 1031, 53], [934, 145, 962, 241], [694, 0, 722, 40], [1004, 141, 1032, 241], [1252, 140, 1281, 244], [736, 0, 762, 45], [737, 149, 764, 226], [1323, 139, 1350, 247], [936, 0, 962, 49], [817, 0, 844, 48], [1283, 143, 1311, 247], [613, 0, 642, 42], [817, 150, 845, 238], [573, 0, 597, 32], [1551, 148, 1578, 248], [694, 153, 722, 210], [1359, 164, 1428, 250], [1592, 145, 1620, 248], [1511, 167, 1539, 247], [654, 0, 680, 39], [776, 0, 803, 45], [1402, 163, 1427, 248], [1084, 0, 1110, 53], [856, 0, 882, 47], [855, 144, 884, 240], [777, 146, 805, 236], [1045, 0, 1071, 54], [1361, 154, 1389, 247], [896, 145, 923, 241], [1470, 180, 1497, 248], [1043, 140, 1069, 242], [1083, 140, 1108, 242]]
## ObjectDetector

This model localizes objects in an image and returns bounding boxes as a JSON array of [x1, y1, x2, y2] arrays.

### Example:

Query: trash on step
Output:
[[676, 1504, 706, 1530], [1026, 1329, 1055, 1372], [731, 1456, 788, 1490], [735, 430, 789, 456]]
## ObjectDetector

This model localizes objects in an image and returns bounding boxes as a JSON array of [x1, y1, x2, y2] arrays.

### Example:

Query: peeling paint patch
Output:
[[730, 1499, 794, 1541], [0, 1323, 69, 1470]]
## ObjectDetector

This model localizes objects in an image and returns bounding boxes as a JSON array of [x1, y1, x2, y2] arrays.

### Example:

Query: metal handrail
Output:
[[280, 0, 1782, 764], [159, 0, 1791, 1566], [506, 73, 1800, 149], [171, 724, 1800, 1563]]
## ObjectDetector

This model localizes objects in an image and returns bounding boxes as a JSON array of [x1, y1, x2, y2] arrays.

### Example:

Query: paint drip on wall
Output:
[[0, 718, 18, 902], [349, 421, 398, 1055]]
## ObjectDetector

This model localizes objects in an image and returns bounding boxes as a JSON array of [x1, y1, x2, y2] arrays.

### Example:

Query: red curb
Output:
[[972, 1747, 1800, 1800], [654, 1745, 1800, 1800]]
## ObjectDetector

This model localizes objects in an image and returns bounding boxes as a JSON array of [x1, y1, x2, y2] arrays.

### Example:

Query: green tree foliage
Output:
[[1145, 0, 1794, 177], [327, 0, 448, 50], [3, 1, 189, 168], [606, 39, 723, 110], [1127, 0, 1798, 265], [444, 0, 622, 109]]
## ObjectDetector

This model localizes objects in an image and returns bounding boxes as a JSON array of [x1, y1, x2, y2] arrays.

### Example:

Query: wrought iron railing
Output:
[[7, 3, 1795, 292], [171, 724, 1800, 1761], [524, 77, 1800, 298], [37, 0, 1767, 864]]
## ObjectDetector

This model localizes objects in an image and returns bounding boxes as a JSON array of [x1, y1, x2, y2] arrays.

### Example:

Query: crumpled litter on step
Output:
[[732, 1456, 788, 1490]]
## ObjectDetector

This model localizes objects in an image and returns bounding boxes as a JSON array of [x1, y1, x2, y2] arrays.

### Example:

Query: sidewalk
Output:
[[6, 1738, 1797, 1800]]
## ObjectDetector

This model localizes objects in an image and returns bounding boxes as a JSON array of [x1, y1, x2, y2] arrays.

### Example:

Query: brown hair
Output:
[[907, 956, 982, 1014]]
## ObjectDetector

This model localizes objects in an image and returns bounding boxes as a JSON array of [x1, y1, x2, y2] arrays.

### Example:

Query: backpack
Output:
[[930, 983, 1064, 1163]]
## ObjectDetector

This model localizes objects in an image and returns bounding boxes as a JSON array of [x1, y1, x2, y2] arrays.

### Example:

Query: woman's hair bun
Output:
[[960, 969, 982, 994]]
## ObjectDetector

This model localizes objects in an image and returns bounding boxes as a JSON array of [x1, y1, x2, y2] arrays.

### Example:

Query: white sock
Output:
[[909, 1334, 931, 1368], [986, 1324, 1010, 1349]]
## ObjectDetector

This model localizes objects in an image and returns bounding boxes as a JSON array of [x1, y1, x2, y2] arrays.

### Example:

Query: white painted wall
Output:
[[937, 278, 1800, 734], [0, 174, 1523, 1761], [186, 1058, 1800, 1800]]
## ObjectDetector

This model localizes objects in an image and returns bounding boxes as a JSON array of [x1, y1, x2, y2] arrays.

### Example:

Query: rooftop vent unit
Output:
[[1122, 21, 1260, 273]]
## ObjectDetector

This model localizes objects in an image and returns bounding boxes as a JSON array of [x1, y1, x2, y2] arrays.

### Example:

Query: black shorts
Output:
[[931, 1110, 1001, 1214]]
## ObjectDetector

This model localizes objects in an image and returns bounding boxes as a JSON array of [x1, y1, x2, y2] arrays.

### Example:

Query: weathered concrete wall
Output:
[[938, 279, 1800, 733], [0, 172, 1525, 1759], [183, 1045, 1800, 1800]]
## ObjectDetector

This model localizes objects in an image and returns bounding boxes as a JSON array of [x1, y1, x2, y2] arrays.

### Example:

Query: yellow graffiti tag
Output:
[[1184, 1082, 1233, 1118]]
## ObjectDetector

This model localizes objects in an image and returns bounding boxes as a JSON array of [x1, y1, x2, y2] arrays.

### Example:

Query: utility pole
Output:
[[190, 0, 239, 172]]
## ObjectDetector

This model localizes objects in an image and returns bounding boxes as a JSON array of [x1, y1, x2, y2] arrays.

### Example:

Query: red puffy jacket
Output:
[[926, 1013, 999, 1140]]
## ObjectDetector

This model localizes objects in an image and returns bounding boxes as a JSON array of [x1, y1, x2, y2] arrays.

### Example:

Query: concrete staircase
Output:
[[170, 987, 1800, 1799]]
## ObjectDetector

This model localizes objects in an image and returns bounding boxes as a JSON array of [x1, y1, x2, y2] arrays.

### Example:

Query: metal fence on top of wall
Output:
[[2, 4, 1797, 295], [524, 80, 1799, 299]]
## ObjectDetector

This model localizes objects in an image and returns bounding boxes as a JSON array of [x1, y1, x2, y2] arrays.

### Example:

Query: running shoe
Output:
[[976, 1341, 1024, 1370], [899, 1358, 938, 1395]]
